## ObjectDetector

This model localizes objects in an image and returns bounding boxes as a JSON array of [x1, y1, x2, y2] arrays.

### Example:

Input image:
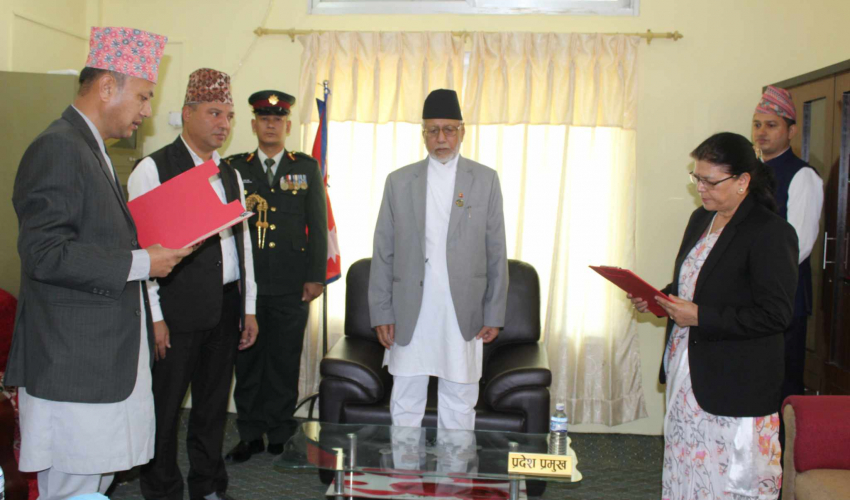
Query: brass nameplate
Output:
[[507, 452, 571, 478], [333, 447, 344, 471]]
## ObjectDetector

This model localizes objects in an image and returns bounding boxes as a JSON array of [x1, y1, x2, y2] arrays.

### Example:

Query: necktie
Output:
[[264, 158, 276, 187]]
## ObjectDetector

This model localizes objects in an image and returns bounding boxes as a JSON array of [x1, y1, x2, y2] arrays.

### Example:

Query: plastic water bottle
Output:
[[1, 463, 5, 500], [548, 403, 568, 455]]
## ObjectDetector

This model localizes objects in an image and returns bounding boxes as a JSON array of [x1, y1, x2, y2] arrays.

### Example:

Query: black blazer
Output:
[[5, 106, 153, 403], [659, 195, 798, 417]]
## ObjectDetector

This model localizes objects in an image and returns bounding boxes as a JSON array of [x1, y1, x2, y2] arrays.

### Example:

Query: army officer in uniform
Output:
[[224, 90, 328, 463]]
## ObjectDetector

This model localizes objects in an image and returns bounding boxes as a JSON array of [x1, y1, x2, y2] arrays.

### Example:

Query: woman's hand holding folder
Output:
[[626, 293, 650, 313], [654, 294, 698, 327]]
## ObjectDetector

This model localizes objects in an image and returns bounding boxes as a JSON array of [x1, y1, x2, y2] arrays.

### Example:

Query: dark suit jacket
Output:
[[4, 106, 153, 403], [659, 195, 798, 417]]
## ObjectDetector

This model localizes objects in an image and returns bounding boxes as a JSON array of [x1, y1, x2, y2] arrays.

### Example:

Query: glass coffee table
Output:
[[274, 422, 581, 499]]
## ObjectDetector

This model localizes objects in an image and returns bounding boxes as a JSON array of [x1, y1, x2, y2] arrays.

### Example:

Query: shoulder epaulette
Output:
[[224, 152, 251, 165], [288, 151, 317, 163]]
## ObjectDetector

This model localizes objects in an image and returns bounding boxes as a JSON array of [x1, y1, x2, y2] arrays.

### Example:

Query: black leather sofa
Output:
[[319, 258, 551, 433]]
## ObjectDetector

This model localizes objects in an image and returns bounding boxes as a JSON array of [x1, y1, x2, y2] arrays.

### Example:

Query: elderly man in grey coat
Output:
[[369, 89, 508, 431]]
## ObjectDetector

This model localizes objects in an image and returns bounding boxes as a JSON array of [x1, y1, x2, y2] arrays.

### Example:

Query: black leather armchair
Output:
[[319, 258, 551, 433]]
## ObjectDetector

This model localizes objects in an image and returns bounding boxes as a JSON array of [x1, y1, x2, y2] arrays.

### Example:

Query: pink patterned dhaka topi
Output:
[[184, 68, 233, 105], [85, 27, 167, 83], [755, 85, 797, 121]]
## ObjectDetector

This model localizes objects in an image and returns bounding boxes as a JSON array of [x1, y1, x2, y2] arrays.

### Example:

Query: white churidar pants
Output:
[[390, 374, 478, 430], [36, 470, 114, 500]]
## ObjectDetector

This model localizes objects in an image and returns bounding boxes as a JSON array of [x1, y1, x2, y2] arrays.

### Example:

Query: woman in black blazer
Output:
[[630, 133, 797, 500]]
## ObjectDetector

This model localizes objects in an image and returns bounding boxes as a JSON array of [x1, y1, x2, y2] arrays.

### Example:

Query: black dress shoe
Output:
[[267, 442, 284, 455], [225, 439, 264, 464]]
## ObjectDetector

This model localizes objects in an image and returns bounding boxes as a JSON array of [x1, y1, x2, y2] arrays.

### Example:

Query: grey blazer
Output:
[[4, 106, 153, 404], [369, 156, 508, 346]]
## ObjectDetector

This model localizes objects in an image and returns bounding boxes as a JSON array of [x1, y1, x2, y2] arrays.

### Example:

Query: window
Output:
[[309, 0, 639, 16]]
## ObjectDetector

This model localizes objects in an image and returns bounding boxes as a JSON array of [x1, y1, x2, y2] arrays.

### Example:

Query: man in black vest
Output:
[[752, 86, 824, 403], [129, 68, 259, 500], [223, 90, 327, 463]]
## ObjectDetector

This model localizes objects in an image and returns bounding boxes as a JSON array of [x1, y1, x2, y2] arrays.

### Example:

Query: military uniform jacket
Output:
[[226, 149, 328, 295]]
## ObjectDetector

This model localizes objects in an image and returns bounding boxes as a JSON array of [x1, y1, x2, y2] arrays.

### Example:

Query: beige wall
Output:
[[3, 0, 849, 434], [0, 0, 97, 72], [0, 0, 98, 296]]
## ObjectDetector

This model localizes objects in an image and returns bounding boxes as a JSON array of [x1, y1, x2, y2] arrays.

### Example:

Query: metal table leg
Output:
[[509, 477, 519, 500], [334, 470, 345, 496], [508, 440, 519, 500]]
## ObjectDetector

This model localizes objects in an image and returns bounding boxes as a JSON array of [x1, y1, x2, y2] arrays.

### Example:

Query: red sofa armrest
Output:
[[1, 394, 28, 500], [782, 395, 850, 472], [0, 288, 16, 374]]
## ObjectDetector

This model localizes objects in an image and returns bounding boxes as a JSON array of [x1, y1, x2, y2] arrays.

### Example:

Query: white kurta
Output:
[[18, 327, 153, 474], [383, 155, 483, 384], [786, 162, 824, 264], [17, 107, 154, 475]]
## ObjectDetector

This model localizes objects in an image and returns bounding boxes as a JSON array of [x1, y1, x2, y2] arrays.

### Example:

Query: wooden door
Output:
[[787, 78, 835, 392], [823, 72, 850, 395]]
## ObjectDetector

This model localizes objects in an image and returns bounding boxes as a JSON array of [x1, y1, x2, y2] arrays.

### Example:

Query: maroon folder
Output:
[[589, 266, 670, 317]]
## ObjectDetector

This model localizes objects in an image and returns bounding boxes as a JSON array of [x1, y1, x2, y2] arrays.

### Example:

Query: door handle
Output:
[[823, 231, 836, 269]]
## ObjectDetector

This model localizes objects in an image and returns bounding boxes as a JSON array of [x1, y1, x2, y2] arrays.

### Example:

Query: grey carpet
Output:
[[109, 412, 663, 500]]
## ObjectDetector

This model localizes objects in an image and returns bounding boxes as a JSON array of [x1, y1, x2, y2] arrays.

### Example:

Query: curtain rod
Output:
[[254, 27, 683, 45]]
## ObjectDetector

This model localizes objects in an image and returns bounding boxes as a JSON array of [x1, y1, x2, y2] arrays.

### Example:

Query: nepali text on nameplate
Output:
[[507, 452, 571, 478]]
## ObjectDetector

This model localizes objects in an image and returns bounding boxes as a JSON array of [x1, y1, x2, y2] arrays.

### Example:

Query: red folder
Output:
[[128, 160, 253, 249], [589, 266, 670, 317]]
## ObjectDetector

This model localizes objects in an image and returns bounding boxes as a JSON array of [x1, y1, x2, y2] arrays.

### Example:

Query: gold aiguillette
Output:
[[245, 194, 269, 249]]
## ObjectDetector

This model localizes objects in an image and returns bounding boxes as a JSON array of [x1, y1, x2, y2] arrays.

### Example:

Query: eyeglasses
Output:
[[423, 125, 463, 138], [689, 172, 737, 189]]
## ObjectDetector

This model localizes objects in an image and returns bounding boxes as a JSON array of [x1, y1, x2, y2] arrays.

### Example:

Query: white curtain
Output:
[[297, 31, 646, 426], [298, 32, 464, 124]]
